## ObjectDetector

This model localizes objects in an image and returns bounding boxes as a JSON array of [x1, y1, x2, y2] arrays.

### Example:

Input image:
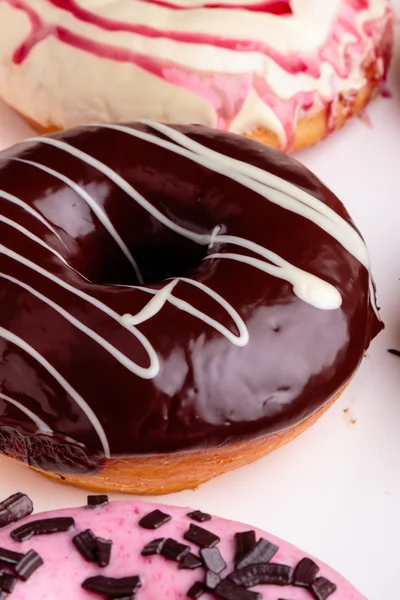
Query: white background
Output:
[[0, 12, 399, 599]]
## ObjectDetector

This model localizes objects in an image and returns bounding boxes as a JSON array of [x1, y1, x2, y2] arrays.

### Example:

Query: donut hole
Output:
[[95, 239, 209, 286]]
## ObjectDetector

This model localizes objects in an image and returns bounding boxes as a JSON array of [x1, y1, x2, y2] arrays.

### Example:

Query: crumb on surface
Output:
[[343, 409, 357, 427]]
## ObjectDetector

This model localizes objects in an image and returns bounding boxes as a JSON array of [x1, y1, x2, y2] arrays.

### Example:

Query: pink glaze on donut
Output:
[[1, 0, 392, 148], [6, 0, 320, 74], [49, 0, 294, 15], [0, 498, 364, 599]]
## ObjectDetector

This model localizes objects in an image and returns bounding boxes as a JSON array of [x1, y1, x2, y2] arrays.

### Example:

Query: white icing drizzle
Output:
[[0, 391, 53, 434], [125, 276, 249, 346], [0, 245, 247, 450], [8, 157, 144, 284], [28, 136, 211, 246], [0, 325, 110, 457], [143, 121, 370, 270], [28, 132, 342, 310], [205, 252, 340, 310], [0, 244, 160, 380], [0, 188, 65, 246], [106, 122, 379, 316], [143, 121, 380, 318], [0, 270, 158, 376], [123, 279, 179, 326], [0, 213, 69, 266]]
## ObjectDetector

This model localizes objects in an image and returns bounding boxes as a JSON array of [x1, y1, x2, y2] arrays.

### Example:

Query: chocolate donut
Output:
[[0, 493, 365, 599], [0, 123, 382, 493]]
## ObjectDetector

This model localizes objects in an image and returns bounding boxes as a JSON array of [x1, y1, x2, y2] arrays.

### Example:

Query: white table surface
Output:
[[0, 18, 400, 600]]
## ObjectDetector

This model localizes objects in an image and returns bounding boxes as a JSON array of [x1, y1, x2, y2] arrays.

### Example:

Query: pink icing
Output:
[[51, 0, 294, 15], [9, 0, 318, 74], [347, 0, 369, 9], [1, 0, 393, 149], [0, 499, 365, 599]]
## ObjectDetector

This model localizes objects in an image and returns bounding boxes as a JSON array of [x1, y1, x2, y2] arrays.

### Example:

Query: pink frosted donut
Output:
[[0, 492, 364, 599], [0, 0, 394, 150]]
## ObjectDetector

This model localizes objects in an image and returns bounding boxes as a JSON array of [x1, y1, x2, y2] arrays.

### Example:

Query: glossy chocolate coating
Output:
[[0, 124, 382, 474]]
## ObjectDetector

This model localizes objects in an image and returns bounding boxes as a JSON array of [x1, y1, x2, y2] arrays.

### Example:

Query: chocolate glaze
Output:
[[0, 124, 382, 474]]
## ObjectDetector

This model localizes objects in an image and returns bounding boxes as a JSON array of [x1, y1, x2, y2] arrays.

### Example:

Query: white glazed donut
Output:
[[0, 0, 394, 150]]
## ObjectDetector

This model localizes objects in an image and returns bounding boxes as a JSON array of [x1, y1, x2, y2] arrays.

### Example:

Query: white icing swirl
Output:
[[0, 389, 53, 434]]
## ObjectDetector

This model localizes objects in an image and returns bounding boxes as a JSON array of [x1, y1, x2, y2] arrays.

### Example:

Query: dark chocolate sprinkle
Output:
[[73, 529, 98, 563], [184, 524, 220, 548], [15, 550, 44, 581], [234, 531, 256, 567], [160, 538, 190, 561], [205, 570, 221, 589], [96, 537, 112, 568], [293, 557, 320, 586], [179, 552, 203, 570], [82, 575, 141, 597], [73, 529, 112, 568], [311, 577, 337, 600], [187, 510, 212, 523], [139, 509, 171, 530], [0, 511, 10, 531], [87, 495, 109, 509], [215, 579, 262, 600], [236, 538, 278, 569], [11, 517, 75, 542], [0, 494, 33, 530], [388, 348, 400, 357], [187, 582, 206, 599], [1, 494, 32, 516], [201, 547, 226, 574], [1, 573, 17, 593], [141, 538, 166, 556], [0, 547, 24, 566], [229, 563, 292, 587]]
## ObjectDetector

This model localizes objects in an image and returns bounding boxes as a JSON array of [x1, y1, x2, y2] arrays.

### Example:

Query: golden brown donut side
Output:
[[16, 78, 382, 152], [249, 78, 378, 151], [249, 30, 393, 151], [29, 389, 343, 495]]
